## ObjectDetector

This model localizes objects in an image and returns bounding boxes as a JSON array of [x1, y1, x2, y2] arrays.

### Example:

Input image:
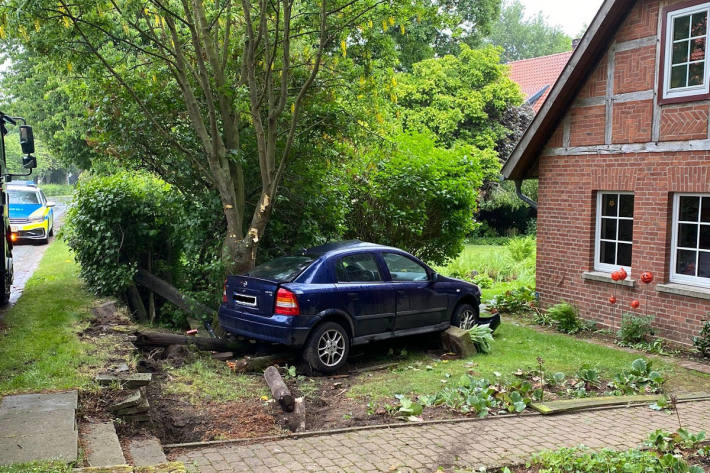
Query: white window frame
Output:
[[663, 2, 710, 100], [670, 193, 710, 288], [594, 191, 634, 273]]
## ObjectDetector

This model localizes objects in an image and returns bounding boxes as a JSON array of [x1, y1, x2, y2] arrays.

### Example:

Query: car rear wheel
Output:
[[304, 321, 350, 374], [452, 303, 479, 330]]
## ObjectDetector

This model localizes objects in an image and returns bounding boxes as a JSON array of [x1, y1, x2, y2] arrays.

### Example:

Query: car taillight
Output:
[[222, 280, 228, 303], [275, 287, 300, 316]]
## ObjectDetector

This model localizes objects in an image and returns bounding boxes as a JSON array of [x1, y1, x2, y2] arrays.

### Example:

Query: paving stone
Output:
[[109, 389, 144, 412], [0, 390, 78, 412], [84, 421, 127, 467], [96, 373, 152, 388], [128, 437, 167, 467]]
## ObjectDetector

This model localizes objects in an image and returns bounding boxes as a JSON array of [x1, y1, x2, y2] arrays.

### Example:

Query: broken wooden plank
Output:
[[264, 365, 294, 412], [233, 353, 293, 373], [532, 394, 663, 415]]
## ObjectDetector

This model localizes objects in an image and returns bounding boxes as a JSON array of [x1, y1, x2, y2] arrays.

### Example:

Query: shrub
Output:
[[693, 320, 710, 357], [608, 358, 664, 395], [63, 172, 184, 297], [547, 302, 583, 334], [471, 273, 493, 288], [506, 235, 535, 261], [489, 286, 536, 314], [468, 325, 495, 353], [618, 313, 654, 345]]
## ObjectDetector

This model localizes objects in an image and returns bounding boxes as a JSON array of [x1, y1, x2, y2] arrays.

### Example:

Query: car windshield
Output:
[[8, 189, 39, 204], [247, 256, 314, 282]]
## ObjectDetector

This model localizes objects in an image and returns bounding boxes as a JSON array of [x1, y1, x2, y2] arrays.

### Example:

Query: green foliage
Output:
[[468, 325, 495, 353], [347, 131, 497, 264], [396, 45, 525, 150], [547, 302, 584, 334], [40, 184, 74, 197], [506, 235, 535, 261], [477, 180, 538, 237], [489, 286, 536, 314], [488, 0, 573, 62], [646, 429, 706, 453], [530, 446, 704, 473], [693, 320, 710, 356], [63, 172, 184, 296], [618, 313, 655, 345], [421, 374, 532, 417], [0, 461, 72, 473], [607, 358, 664, 395]]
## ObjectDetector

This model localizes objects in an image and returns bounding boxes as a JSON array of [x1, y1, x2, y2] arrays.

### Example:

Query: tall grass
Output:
[[432, 236, 536, 301], [40, 183, 75, 197]]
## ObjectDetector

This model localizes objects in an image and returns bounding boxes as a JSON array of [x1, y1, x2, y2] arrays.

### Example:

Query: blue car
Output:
[[219, 241, 482, 372]]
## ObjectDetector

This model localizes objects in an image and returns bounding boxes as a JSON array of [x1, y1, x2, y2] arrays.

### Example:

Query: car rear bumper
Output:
[[218, 305, 311, 346]]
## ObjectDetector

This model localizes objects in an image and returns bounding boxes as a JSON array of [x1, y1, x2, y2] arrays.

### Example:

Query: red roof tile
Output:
[[508, 51, 574, 113]]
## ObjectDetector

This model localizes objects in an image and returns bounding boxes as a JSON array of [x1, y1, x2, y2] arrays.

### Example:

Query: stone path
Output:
[[0, 391, 78, 465], [177, 400, 710, 473]]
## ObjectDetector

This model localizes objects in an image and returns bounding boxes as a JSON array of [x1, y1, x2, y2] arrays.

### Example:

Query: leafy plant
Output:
[[468, 325, 495, 354], [507, 235, 535, 261], [576, 364, 601, 389], [693, 320, 710, 357], [489, 286, 536, 314], [618, 313, 654, 345], [608, 358, 664, 395], [393, 394, 423, 417], [646, 428, 706, 453], [547, 302, 584, 334]]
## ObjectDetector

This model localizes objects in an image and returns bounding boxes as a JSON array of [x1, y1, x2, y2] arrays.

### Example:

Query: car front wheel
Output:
[[452, 303, 479, 330], [304, 321, 350, 374]]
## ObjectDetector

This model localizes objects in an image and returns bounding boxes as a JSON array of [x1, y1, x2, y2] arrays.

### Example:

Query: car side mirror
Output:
[[429, 272, 439, 282], [22, 155, 37, 169], [19, 125, 34, 155], [46, 201, 56, 208]]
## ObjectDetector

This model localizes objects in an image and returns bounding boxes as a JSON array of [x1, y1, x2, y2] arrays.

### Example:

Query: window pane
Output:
[[671, 64, 689, 88], [677, 249, 698, 276], [675, 15, 691, 40], [699, 251, 710, 278], [618, 219, 633, 242], [680, 196, 700, 221], [383, 253, 428, 281], [701, 225, 710, 250], [617, 243, 632, 267], [601, 241, 616, 265], [692, 11, 707, 37], [702, 198, 710, 222], [602, 194, 618, 217], [619, 194, 634, 218], [336, 253, 382, 282], [689, 61, 705, 86], [679, 223, 699, 248], [601, 218, 617, 240], [673, 40, 690, 64], [691, 38, 706, 61]]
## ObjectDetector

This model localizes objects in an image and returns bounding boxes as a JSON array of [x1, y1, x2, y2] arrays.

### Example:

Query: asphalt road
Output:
[[6, 198, 68, 306]]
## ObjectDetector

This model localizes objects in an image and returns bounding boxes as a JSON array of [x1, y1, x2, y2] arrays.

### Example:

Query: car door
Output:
[[382, 252, 449, 332], [333, 252, 396, 337]]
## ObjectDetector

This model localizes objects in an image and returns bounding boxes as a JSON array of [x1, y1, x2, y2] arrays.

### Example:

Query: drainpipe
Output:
[[514, 179, 537, 210]]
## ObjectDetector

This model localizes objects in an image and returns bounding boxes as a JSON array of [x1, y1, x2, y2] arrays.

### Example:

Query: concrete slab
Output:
[[0, 428, 77, 465], [85, 422, 127, 467], [0, 409, 76, 436], [128, 437, 167, 466], [0, 391, 78, 413]]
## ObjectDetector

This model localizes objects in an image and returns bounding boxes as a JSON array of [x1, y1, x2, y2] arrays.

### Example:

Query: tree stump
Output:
[[440, 326, 477, 358]]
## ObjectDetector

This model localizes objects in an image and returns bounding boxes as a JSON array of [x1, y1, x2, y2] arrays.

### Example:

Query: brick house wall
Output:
[[536, 0, 710, 344]]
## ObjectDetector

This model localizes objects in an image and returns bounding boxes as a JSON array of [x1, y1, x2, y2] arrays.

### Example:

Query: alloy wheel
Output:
[[459, 309, 477, 330], [317, 329, 345, 367]]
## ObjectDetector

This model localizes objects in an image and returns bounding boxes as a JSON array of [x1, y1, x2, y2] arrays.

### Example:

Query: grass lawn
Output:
[[0, 461, 71, 473], [347, 321, 710, 400], [0, 240, 104, 395], [39, 183, 75, 197]]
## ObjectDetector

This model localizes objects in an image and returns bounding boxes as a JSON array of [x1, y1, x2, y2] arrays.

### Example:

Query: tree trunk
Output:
[[264, 365, 294, 412], [133, 330, 249, 353], [126, 284, 148, 322], [133, 269, 216, 321]]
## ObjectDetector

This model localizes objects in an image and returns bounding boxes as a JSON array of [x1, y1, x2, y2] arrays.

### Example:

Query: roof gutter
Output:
[[514, 180, 537, 210]]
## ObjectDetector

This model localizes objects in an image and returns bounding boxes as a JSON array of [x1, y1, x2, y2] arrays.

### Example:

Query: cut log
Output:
[[126, 284, 148, 322], [212, 352, 234, 361], [264, 365, 294, 412], [440, 326, 477, 358], [133, 330, 248, 353], [134, 269, 216, 321], [233, 353, 293, 373], [286, 397, 306, 432]]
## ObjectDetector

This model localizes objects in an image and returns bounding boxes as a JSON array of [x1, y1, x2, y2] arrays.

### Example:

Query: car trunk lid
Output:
[[225, 275, 280, 316]]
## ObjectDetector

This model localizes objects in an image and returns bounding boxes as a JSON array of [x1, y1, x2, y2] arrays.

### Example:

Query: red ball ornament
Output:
[[630, 299, 640, 309], [641, 271, 654, 284], [609, 296, 617, 304], [618, 268, 628, 280], [611, 271, 620, 281]]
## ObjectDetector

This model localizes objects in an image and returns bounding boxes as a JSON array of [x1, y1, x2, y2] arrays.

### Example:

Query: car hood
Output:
[[9, 203, 45, 219]]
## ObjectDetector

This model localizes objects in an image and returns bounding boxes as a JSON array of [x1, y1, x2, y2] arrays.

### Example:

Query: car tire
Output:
[[452, 303, 479, 330], [303, 321, 350, 374], [49, 225, 54, 237]]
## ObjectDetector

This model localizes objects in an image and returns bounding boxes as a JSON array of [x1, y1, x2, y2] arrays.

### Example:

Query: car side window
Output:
[[383, 253, 429, 281], [335, 253, 383, 283]]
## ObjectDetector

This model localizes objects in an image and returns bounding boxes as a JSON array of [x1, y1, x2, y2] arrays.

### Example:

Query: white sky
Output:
[[520, 0, 605, 37]]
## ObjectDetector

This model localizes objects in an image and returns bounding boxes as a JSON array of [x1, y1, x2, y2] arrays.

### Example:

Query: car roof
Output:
[[7, 184, 40, 193], [305, 240, 401, 258]]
